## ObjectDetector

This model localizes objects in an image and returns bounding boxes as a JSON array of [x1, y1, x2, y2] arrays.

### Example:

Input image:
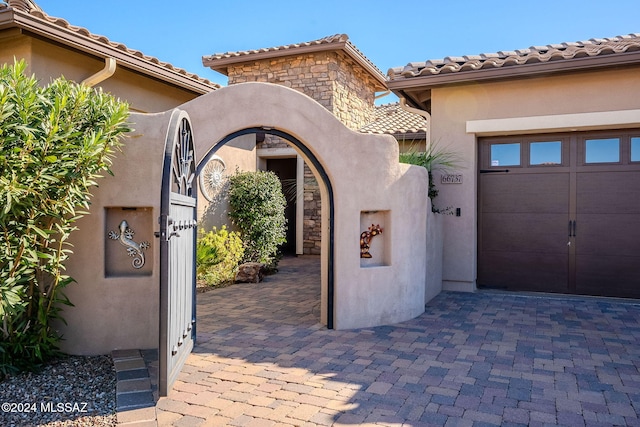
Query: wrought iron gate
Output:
[[159, 110, 197, 396]]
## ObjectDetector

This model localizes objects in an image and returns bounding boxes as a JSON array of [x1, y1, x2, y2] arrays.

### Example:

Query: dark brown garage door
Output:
[[478, 130, 640, 298]]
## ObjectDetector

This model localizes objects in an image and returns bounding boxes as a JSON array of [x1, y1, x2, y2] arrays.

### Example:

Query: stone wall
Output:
[[303, 164, 322, 255], [227, 51, 378, 130], [227, 51, 380, 254], [331, 52, 378, 130]]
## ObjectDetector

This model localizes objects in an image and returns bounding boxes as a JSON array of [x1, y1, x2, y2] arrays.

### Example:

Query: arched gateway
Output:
[[181, 82, 428, 330], [58, 82, 429, 395]]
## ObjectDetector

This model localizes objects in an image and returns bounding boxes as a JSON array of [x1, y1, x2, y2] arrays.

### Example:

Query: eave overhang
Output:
[[387, 50, 640, 91], [203, 35, 387, 91], [387, 49, 640, 112], [0, 8, 218, 94]]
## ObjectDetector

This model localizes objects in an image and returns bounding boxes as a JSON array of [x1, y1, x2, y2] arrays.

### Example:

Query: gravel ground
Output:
[[0, 355, 116, 427]]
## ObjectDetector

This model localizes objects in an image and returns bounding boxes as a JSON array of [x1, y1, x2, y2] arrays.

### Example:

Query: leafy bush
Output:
[[196, 226, 244, 287], [0, 60, 130, 377], [227, 170, 287, 267]]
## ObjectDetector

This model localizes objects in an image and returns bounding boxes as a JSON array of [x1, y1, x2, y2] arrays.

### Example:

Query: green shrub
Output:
[[399, 141, 462, 213], [0, 60, 130, 377], [227, 170, 287, 267], [196, 226, 244, 287]]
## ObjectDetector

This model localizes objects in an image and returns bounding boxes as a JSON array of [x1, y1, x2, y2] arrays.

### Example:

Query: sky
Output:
[[33, 1, 640, 103]]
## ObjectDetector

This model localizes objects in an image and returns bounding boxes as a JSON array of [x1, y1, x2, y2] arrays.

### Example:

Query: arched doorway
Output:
[[197, 127, 335, 329]]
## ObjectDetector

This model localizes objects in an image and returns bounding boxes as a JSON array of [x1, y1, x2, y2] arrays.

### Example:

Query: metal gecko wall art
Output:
[[360, 224, 383, 258], [108, 220, 150, 269]]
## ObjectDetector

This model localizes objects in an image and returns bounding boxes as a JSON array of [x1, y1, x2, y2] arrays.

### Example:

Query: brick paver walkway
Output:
[[155, 256, 640, 426]]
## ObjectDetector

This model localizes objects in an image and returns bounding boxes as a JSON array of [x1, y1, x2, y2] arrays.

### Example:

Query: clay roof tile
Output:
[[2, 1, 219, 91], [360, 102, 428, 135], [387, 33, 640, 81]]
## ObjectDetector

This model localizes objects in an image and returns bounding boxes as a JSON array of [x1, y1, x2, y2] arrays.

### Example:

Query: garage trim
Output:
[[467, 109, 640, 136]]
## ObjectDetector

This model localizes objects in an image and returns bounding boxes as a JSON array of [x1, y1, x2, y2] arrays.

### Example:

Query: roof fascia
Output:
[[0, 8, 17, 28], [204, 40, 387, 89], [203, 43, 342, 73], [5, 9, 215, 94], [391, 131, 427, 140], [342, 42, 387, 88], [387, 51, 640, 91]]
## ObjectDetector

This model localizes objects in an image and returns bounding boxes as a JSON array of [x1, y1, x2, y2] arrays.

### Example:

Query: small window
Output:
[[530, 141, 562, 166], [491, 143, 520, 166], [585, 138, 620, 164], [632, 137, 640, 162]]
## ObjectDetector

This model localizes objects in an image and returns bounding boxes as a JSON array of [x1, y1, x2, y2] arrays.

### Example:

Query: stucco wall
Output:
[[0, 33, 32, 66], [430, 66, 640, 291], [198, 134, 257, 231], [425, 204, 443, 304], [59, 82, 429, 355], [181, 82, 428, 330], [59, 111, 172, 355], [0, 36, 203, 113]]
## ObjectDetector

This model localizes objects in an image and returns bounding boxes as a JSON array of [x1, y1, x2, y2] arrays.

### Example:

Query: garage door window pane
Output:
[[632, 137, 640, 162], [491, 143, 520, 166], [530, 141, 562, 165], [585, 138, 620, 163]]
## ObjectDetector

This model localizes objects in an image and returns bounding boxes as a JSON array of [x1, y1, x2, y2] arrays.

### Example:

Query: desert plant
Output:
[[399, 141, 463, 213], [227, 170, 287, 267], [196, 226, 244, 286], [0, 60, 130, 377]]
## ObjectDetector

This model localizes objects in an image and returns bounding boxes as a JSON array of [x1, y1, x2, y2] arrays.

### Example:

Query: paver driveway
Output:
[[156, 256, 640, 426]]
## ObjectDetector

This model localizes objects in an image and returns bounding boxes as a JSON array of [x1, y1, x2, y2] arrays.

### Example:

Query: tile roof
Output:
[[388, 33, 640, 81], [360, 102, 427, 135], [0, 1, 219, 93], [203, 34, 387, 88], [205, 33, 351, 62]]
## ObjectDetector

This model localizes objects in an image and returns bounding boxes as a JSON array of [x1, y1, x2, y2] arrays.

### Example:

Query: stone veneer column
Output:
[[227, 51, 380, 254]]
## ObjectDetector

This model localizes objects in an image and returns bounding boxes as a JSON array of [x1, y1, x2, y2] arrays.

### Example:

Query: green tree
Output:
[[227, 170, 287, 267], [0, 60, 130, 376]]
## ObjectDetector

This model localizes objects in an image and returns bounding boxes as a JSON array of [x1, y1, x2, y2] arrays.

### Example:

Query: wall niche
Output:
[[105, 207, 153, 277], [360, 210, 390, 268]]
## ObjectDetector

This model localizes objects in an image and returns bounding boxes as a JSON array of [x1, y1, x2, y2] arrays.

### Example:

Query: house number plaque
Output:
[[441, 174, 463, 184]]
